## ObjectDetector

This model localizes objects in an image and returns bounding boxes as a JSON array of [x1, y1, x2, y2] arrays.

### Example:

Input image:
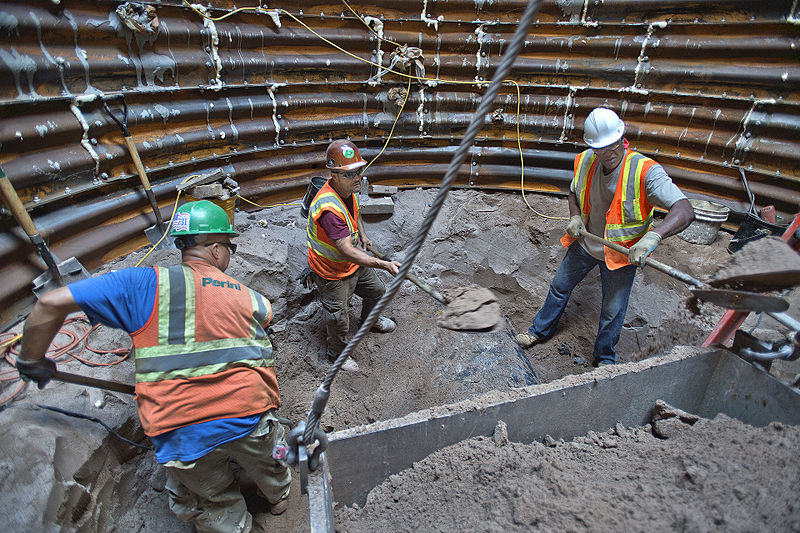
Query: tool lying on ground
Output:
[[368, 245, 502, 330], [578, 229, 790, 314], [102, 95, 172, 250], [0, 174, 89, 298], [53, 370, 135, 395]]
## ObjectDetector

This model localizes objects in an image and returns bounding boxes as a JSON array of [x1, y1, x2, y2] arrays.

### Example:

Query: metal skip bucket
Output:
[[300, 176, 328, 219], [678, 199, 730, 245]]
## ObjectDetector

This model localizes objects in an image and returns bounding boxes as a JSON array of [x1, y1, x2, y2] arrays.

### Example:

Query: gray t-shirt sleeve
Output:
[[644, 164, 686, 210]]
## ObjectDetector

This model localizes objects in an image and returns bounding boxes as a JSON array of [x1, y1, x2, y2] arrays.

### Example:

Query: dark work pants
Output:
[[313, 266, 386, 360]]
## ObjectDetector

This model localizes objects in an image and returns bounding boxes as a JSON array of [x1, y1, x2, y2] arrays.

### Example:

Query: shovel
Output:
[[578, 229, 789, 314], [368, 246, 502, 330], [0, 174, 89, 297], [54, 370, 135, 395], [102, 95, 173, 250]]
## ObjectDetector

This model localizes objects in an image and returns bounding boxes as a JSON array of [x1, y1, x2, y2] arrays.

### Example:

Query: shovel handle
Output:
[[54, 370, 135, 395], [578, 229, 704, 288], [0, 176, 38, 237], [0, 177, 65, 284], [123, 137, 166, 230], [368, 246, 448, 305]]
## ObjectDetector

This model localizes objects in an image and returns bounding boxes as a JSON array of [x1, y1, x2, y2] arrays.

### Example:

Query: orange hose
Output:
[[0, 314, 132, 406]]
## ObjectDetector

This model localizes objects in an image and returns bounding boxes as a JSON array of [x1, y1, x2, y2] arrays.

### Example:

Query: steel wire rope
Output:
[[181, 1, 563, 220], [302, 0, 542, 446]]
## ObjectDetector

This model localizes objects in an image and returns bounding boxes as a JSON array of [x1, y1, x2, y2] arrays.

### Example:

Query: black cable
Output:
[[34, 403, 153, 451], [303, 0, 543, 445]]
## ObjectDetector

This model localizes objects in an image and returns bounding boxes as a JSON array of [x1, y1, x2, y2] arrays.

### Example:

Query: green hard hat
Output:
[[169, 200, 238, 237]]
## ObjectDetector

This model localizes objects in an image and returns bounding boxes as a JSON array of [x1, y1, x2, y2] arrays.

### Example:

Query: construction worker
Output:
[[307, 139, 401, 372], [15, 200, 290, 533], [517, 107, 694, 365]]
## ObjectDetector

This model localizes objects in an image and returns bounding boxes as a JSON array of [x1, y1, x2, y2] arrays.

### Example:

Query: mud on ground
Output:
[[1, 189, 798, 532]]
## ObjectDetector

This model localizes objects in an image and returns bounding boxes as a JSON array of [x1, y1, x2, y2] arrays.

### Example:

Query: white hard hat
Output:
[[583, 107, 625, 148]]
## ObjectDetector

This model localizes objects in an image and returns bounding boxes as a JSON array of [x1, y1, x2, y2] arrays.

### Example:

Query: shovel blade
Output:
[[145, 224, 175, 250], [32, 256, 90, 298], [690, 288, 789, 313]]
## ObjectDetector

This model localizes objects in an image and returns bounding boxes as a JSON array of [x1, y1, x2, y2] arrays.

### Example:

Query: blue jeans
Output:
[[529, 243, 637, 364]]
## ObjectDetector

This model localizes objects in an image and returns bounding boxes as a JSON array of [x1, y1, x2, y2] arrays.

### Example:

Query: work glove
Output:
[[16, 357, 57, 390], [628, 231, 662, 267], [566, 215, 585, 238]]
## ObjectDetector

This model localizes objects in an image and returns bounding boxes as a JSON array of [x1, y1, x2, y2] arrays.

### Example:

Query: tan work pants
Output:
[[164, 411, 291, 533]]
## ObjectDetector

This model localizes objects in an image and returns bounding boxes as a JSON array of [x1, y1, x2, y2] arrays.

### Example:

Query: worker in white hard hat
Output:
[[517, 107, 694, 366]]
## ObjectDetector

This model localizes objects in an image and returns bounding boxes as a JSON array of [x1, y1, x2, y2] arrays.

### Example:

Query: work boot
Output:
[[327, 350, 360, 371], [340, 358, 360, 372], [594, 359, 615, 367], [370, 316, 396, 333], [516, 332, 540, 348], [269, 496, 289, 516]]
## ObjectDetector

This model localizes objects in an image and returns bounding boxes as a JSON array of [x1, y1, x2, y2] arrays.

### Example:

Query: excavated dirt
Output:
[[1, 188, 798, 532], [336, 411, 800, 532], [708, 236, 800, 291]]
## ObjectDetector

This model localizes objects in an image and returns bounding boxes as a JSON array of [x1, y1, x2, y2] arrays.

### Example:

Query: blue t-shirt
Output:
[[69, 267, 263, 463]]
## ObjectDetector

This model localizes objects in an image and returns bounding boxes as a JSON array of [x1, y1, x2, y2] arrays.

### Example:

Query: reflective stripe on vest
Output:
[[562, 149, 656, 269], [306, 181, 361, 280], [134, 265, 274, 384], [604, 151, 654, 243], [573, 150, 599, 215], [307, 189, 359, 262]]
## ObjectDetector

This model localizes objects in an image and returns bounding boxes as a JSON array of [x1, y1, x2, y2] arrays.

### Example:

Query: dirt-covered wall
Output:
[[0, 0, 798, 326]]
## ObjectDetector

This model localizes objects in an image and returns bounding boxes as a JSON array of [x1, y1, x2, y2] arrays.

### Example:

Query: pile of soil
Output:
[[1, 188, 797, 532]]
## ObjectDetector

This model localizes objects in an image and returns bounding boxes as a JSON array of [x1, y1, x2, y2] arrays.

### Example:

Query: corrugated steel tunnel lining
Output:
[[0, 0, 798, 327]]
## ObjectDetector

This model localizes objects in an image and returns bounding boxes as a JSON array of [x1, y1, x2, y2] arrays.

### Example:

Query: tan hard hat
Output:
[[583, 107, 625, 148], [326, 139, 367, 172]]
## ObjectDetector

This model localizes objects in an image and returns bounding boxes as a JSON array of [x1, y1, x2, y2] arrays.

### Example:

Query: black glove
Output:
[[16, 357, 57, 390]]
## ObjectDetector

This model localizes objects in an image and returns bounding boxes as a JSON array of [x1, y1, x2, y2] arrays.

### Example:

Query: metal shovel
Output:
[[102, 95, 173, 249], [368, 246, 502, 330], [578, 229, 789, 314], [0, 174, 89, 297]]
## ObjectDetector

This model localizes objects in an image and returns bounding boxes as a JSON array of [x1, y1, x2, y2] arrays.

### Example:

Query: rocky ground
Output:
[[0, 188, 798, 532]]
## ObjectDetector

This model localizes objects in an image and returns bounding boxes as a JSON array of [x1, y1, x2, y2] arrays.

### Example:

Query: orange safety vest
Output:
[[560, 149, 656, 270], [132, 261, 279, 436], [306, 180, 361, 280]]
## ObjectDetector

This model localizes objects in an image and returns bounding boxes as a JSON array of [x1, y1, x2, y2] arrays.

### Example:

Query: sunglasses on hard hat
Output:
[[334, 168, 364, 180]]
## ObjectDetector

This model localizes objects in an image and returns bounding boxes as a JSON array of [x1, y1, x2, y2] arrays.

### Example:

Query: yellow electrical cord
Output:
[[342, 0, 402, 47], [180, 0, 565, 220], [510, 80, 567, 221], [236, 195, 301, 209], [364, 75, 412, 172], [134, 189, 183, 267]]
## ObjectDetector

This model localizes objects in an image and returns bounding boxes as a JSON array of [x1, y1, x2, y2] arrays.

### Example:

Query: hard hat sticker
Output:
[[343, 147, 355, 158], [172, 212, 190, 232]]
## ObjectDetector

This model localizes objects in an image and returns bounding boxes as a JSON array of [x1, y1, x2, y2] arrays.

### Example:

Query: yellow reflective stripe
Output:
[[248, 290, 259, 339], [248, 289, 272, 339], [137, 332, 266, 357], [307, 191, 358, 259], [606, 220, 652, 241], [575, 151, 594, 214], [308, 238, 345, 261], [309, 194, 356, 235], [136, 337, 273, 377], [136, 352, 275, 382], [632, 157, 646, 221], [157, 267, 171, 345], [182, 265, 196, 343], [619, 155, 633, 225]]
